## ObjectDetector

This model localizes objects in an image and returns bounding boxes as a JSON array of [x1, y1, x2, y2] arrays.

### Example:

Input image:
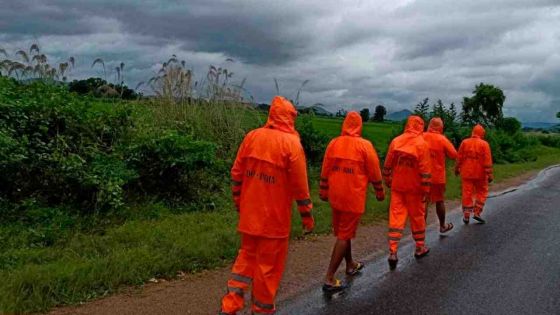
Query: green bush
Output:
[[0, 77, 226, 219], [296, 114, 330, 165], [486, 130, 538, 163], [534, 134, 560, 148], [125, 131, 222, 206]]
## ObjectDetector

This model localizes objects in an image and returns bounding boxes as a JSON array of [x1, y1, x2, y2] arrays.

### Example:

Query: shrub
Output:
[[125, 131, 222, 206], [296, 114, 330, 165], [0, 77, 231, 218], [497, 117, 522, 135]]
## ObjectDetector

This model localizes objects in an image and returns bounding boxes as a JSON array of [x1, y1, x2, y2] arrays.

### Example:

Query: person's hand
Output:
[[422, 193, 429, 203], [302, 215, 315, 234], [454, 168, 460, 176], [376, 191, 385, 202], [488, 175, 494, 183]]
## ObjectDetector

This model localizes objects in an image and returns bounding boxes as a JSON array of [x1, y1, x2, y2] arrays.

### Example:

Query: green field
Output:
[[311, 117, 401, 156], [1, 112, 559, 312]]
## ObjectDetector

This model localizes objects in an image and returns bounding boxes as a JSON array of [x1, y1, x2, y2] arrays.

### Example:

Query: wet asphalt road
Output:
[[279, 166, 560, 315]]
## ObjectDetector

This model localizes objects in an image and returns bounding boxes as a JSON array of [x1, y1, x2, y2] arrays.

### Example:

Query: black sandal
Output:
[[322, 279, 347, 293], [473, 216, 486, 224], [440, 223, 454, 234], [346, 261, 364, 276], [388, 254, 398, 270], [414, 246, 430, 259]]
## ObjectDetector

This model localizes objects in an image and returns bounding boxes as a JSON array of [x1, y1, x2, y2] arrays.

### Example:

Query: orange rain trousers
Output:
[[388, 192, 426, 254], [221, 233, 289, 315], [461, 179, 489, 218]]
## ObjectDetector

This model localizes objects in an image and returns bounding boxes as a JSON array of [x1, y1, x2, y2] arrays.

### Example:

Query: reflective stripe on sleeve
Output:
[[300, 211, 312, 218], [232, 191, 241, 196], [320, 185, 329, 190], [421, 173, 431, 178], [231, 180, 242, 186]]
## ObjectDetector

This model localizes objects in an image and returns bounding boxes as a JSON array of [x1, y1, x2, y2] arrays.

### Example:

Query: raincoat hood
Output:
[[428, 117, 444, 134], [264, 96, 298, 135], [341, 111, 363, 137], [404, 115, 425, 136], [471, 124, 485, 138], [392, 115, 425, 159]]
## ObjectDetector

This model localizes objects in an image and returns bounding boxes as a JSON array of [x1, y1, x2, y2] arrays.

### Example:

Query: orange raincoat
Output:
[[383, 116, 432, 253], [457, 124, 493, 217], [221, 96, 313, 315], [319, 112, 384, 239], [423, 118, 457, 202]]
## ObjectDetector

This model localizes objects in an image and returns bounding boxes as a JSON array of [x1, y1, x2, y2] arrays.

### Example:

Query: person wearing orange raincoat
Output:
[[220, 96, 314, 315], [423, 117, 457, 233], [319, 112, 385, 293], [455, 124, 493, 224], [383, 115, 432, 269]]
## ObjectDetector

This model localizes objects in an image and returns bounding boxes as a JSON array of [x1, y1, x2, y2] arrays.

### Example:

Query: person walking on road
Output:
[[319, 112, 385, 293], [456, 124, 493, 224], [383, 115, 432, 269], [423, 117, 457, 233], [220, 96, 315, 315]]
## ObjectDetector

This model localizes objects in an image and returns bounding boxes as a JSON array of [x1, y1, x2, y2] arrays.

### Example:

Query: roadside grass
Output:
[[0, 110, 558, 313]]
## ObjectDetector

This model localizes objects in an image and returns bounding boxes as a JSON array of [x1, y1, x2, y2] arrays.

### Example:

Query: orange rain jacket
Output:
[[319, 112, 384, 213], [383, 116, 432, 193], [456, 124, 493, 180], [231, 96, 313, 238], [422, 118, 457, 184]]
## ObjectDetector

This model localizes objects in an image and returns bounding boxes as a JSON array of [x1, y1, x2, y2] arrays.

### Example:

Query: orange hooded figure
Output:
[[220, 96, 314, 315], [456, 124, 493, 224], [383, 115, 432, 267], [319, 112, 384, 291], [423, 118, 457, 232]]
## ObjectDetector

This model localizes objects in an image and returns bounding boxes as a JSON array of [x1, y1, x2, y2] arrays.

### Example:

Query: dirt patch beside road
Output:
[[50, 171, 539, 315]]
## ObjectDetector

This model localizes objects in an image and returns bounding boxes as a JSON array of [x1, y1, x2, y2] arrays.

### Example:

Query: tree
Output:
[[336, 108, 348, 118], [360, 108, 370, 122], [68, 77, 140, 100], [497, 117, 522, 135], [413, 97, 430, 121], [461, 83, 505, 126], [372, 105, 387, 122], [448, 103, 458, 122], [557, 112, 560, 119]]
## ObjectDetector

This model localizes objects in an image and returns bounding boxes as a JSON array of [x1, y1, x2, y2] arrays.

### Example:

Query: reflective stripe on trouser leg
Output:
[[408, 193, 426, 248], [251, 237, 289, 315], [388, 191, 408, 254], [461, 179, 475, 214], [221, 234, 256, 314], [474, 179, 489, 216]]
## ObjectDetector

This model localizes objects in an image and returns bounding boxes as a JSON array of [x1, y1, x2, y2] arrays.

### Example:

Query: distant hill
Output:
[[521, 122, 559, 130], [387, 109, 412, 121]]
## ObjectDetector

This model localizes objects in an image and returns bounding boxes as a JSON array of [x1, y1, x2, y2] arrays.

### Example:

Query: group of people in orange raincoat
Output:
[[220, 96, 493, 315]]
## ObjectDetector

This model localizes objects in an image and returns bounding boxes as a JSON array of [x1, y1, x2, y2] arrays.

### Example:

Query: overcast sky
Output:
[[1, 0, 559, 122]]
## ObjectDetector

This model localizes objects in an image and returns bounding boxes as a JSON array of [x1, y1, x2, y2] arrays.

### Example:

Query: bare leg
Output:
[[436, 201, 446, 228], [344, 240, 358, 273], [325, 239, 348, 284]]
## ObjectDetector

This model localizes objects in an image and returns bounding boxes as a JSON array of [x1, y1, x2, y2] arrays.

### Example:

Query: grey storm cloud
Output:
[[1, 0, 559, 122]]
